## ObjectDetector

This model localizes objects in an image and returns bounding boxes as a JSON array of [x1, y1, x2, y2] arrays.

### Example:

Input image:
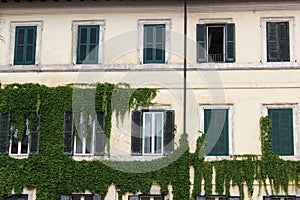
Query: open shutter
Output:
[[60, 196, 70, 200], [63, 112, 73, 154], [131, 110, 143, 155], [30, 115, 40, 154], [268, 109, 280, 155], [205, 109, 229, 156], [94, 112, 106, 156], [0, 113, 10, 154], [93, 195, 101, 200], [164, 110, 174, 155], [128, 195, 139, 200], [225, 23, 235, 62], [196, 24, 207, 63]]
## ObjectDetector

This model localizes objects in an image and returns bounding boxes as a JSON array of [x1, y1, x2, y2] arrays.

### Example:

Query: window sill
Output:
[[72, 155, 166, 162], [9, 154, 29, 159]]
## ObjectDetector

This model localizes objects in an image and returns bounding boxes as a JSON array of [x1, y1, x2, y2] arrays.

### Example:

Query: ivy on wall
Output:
[[1, 83, 300, 200]]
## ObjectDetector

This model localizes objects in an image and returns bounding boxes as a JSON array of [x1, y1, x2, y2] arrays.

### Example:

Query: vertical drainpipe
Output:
[[183, 0, 187, 134]]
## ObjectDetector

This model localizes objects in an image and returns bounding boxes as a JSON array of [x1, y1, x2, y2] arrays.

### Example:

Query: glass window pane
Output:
[[86, 115, 93, 154], [16, 46, 24, 62], [88, 45, 97, 62], [11, 137, 18, 154], [144, 113, 152, 154], [17, 28, 25, 45], [80, 27, 87, 43], [79, 45, 87, 61], [155, 113, 163, 154], [146, 48, 153, 61], [146, 26, 153, 43], [90, 27, 97, 44], [21, 135, 28, 154], [156, 26, 163, 43], [27, 28, 34, 44], [26, 45, 33, 62]]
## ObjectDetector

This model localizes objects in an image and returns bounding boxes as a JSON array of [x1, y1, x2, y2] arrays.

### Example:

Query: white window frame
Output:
[[261, 17, 295, 63], [262, 103, 298, 158], [142, 111, 164, 156], [9, 21, 43, 66], [72, 20, 105, 65], [9, 118, 30, 157], [74, 113, 95, 156], [138, 19, 171, 64], [198, 104, 234, 159]]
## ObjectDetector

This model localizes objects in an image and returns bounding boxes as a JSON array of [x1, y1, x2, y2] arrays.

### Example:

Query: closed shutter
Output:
[[128, 195, 139, 200], [93, 195, 101, 200], [225, 23, 235, 62], [204, 109, 229, 156], [60, 196, 70, 200], [131, 110, 143, 155], [0, 113, 10, 154], [63, 112, 74, 154], [143, 24, 165, 64], [196, 24, 207, 63], [94, 112, 106, 156], [268, 109, 293, 155], [164, 110, 174, 155], [14, 26, 36, 65], [77, 25, 99, 64], [267, 22, 290, 62], [30, 116, 40, 154]]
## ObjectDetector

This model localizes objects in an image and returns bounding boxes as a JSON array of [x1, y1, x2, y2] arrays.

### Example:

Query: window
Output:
[[60, 194, 101, 200], [131, 110, 174, 155], [6, 195, 28, 200], [268, 108, 294, 155], [63, 112, 106, 156], [143, 24, 165, 64], [199, 105, 233, 157], [10, 21, 42, 65], [72, 21, 105, 65], [138, 19, 171, 64], [0, 113, 40, 156], [195, 196, 240, 200], [261, 17, 294, 62], [204, 109, 229, 156], [196, 23, 235, 63], [128, 195, 163, 200]]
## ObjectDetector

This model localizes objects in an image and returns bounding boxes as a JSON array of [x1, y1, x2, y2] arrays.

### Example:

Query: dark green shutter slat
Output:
[[143, 24, 165, 64], [77, 25, 99, 64], [131, 110, 143, 155], [269, 109, 293, 155], [267, 22, 290, 62], [30, 116, 40, 154], [63, 112, 73, 154], [0, 113, 10, 154], [164, 110, 174, 155], [225, 23, 235, 62], [196, 24, 207, 63], [14, 26, 36, 65], [205, 109, 229, 156], [94, 112, 106, 156]]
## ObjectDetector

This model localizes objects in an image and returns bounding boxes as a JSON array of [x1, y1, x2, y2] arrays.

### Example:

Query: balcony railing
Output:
[[208, 53, 224, 63]]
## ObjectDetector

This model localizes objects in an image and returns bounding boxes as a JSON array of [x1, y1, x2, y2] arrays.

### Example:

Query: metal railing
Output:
[[208, 53, 224, 62]]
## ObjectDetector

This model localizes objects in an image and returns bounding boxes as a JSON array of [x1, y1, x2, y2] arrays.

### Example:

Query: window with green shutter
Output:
[[204, 109, 229, 156], [196, 23, 235, 63], [268, 108, 293, 155], [77, 25, 99, 64], [143, 24, 165, 64], [267, 22, 290, 62], [131, 110, 174, 155], [14, 26, 37, 65]]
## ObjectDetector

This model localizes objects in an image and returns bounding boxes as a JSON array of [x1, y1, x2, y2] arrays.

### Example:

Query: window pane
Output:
[[72, 196, 81, 200], [79, 45, 87, 61], [16, 47, 24, 62], [140, 197, 150, 200], [11, 137, 18, 154], [27, 28, 34, 44], [80, 27, 87, 43], [85, 196, 93, 200], [156, 26, 163, 43], [21, 135, 28, 154], [154, 113, 163, 154], [26, 45, 33, 62], [17, 28, 25, 45], [144, 113, 152, 154], [145, 48, 153, 61], [88, 45, 97, 61], [90, 27, 97, 44], [146, 26, 153, 43], [86, 115, 93, 154]]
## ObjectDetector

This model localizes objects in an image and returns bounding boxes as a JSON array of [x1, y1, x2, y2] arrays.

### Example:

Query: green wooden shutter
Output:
[[131, 110, 143, 155], [204, 109, 229, 156], [267, 22, 290, 62], [0, 113, 10, 154], [143, 24, 165, 64], [268, 109, 293, 155], [196, 24, 207, 63], [225, 23, 235, 62], [63, 112, 73, 154], [77, 25, 99, 64], [164, 110, 174, 155], [30, 115, 40, 154], [14, 26, 36, 65], [94, 112, 106, 156]]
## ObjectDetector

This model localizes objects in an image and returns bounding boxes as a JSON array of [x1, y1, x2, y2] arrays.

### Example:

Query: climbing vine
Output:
[[1, 83, 300, 200]]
